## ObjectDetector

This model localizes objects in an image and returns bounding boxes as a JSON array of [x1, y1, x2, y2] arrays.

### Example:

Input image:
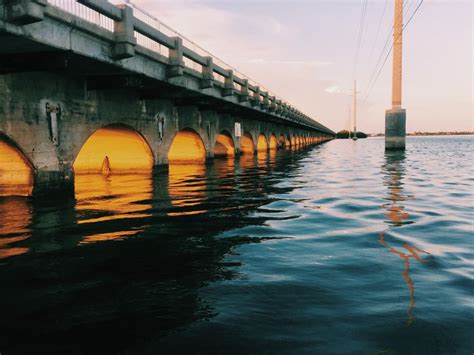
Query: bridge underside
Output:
[[0, 1, 334, 198]]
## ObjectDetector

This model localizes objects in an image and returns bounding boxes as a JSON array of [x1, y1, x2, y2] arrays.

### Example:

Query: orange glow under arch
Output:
[[74, 125, 154, 174], [269, 134, 278, 150], [0, 135, 34, 196], [214, 131, 235, 158], [240, 133, 254, 155], [257, 134, 268, 151], [168, 128, 206, 164]]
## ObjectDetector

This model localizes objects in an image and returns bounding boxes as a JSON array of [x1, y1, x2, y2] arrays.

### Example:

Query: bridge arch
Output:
[[213, 130, 235, 158], [257, 133, 268, 151], [285, 135, 291, 148], [74, 124, 154, 175], [168, 128, 206, 164], [269, 134, 278, 150], [0, 133, 34, 196], [240, 132, 255, 155]]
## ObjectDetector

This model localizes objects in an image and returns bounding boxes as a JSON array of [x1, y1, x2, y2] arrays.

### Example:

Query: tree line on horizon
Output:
[[336, 130, 368, 139]]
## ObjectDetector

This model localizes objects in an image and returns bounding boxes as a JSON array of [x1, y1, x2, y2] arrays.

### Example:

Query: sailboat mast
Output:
[[348, 105, 352, 139], [353, 80, 357, 137]]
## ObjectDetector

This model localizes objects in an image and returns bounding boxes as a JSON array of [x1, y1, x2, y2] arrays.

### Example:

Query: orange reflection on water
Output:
[[75, 173, 153, 226], [380, 153, 430, 325], [239, 154, 256, 170], [168, 164, 208, 216], [0, 138, 34, 197], [379, 231, 430, 325], [213, 158, 236, 179], [80, 229, 143, 245], [0, 198, 32, 259], [257, 150, 269, 167]]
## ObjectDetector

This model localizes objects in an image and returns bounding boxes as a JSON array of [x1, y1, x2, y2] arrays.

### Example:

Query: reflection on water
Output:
[[1, 137, 473, 354], [380, 151, 430, 325], [0, 147, 304, 354], [239, 154, 257, 170], [0, 198, 32, 259], [75, 173, 153, 243], [168, 164, 208, 216]]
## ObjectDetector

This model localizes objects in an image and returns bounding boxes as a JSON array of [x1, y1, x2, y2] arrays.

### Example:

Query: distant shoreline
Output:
[[368, 132, 474, 137]]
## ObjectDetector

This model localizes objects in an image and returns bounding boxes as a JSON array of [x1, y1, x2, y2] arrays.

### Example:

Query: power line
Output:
[[364, 0, 412, 95], [353, 0, 369, 78], [365, 26, 393, 95], [368, 0, 389, 65], [364, 0, 414, 97], [363, 0, 424, 103]]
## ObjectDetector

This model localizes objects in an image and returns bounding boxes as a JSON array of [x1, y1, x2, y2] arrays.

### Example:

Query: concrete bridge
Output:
[[0, 0, 335, 198]]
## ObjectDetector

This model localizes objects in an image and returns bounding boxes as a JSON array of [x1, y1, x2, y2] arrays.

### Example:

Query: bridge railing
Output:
[[43, 0, 334, 134]]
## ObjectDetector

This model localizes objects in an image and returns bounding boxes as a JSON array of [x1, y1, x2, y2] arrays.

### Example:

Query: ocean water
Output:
[[0, 136, 473, 354]]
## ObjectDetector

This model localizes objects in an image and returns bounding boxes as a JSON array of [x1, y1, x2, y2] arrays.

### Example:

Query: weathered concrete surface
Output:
[[385, 109, 406, 150], [0, 72, 332, 197], [0, 0, 334, 197]]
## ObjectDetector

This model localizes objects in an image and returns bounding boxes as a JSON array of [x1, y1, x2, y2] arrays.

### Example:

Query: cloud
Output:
[[248, 59, 333, 68], [129, 0, 336, 129], [324, 84, 343, 94]]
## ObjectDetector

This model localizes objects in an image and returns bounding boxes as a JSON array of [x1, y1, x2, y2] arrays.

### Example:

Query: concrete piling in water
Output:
[[385, 109, 406, 150]]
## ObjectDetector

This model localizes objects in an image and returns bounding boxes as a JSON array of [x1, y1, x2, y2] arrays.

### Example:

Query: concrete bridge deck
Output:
[[0, 0, 335, 198]]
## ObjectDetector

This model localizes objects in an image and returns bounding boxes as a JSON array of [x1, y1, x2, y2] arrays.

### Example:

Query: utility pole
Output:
[[353, 80, 358, 140], [385, 0, 406, 150]]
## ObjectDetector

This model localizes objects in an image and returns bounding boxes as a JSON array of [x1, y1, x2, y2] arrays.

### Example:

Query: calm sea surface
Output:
[[0, 136, 473, 354]]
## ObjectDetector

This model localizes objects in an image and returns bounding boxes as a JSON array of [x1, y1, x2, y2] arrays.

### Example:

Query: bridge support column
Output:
[[385, 109, 406, 150], [33, 165, 75, 199]]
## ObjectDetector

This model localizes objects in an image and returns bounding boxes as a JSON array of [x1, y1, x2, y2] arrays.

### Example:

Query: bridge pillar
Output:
[[385, 109, 406, 150], [33, 165, 74, 199]]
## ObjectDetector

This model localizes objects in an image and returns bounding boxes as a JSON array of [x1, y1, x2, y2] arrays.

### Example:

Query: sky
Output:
[[132, 0, 473, 134]]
